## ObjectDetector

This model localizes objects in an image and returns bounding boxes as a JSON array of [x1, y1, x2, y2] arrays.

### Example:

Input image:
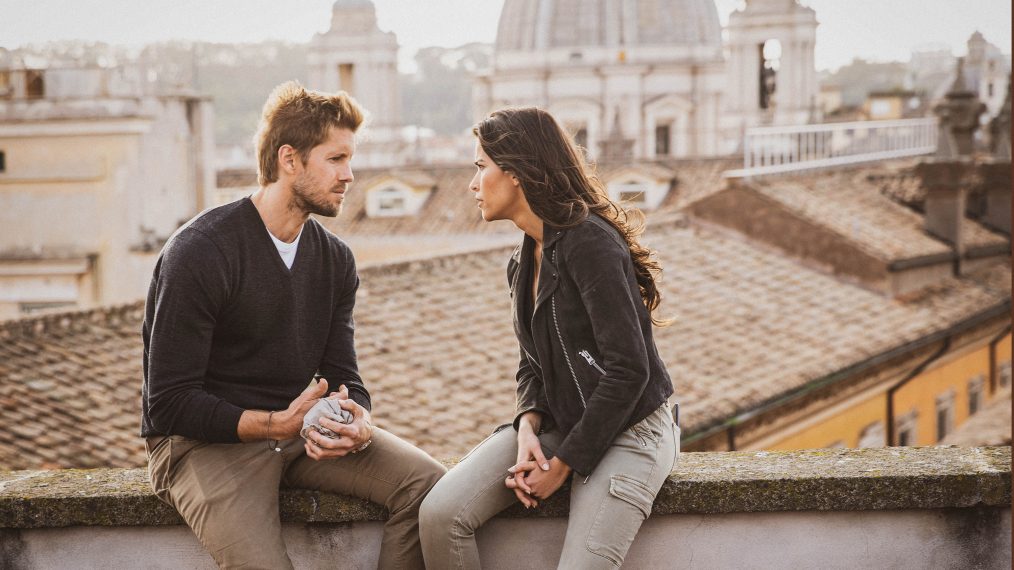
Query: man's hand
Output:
[[304, 398, 374, 460], [237, 378, 328, 442]]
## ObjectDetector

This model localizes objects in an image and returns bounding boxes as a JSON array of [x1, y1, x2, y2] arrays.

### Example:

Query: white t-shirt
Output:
[[267, 224, 304, 270]]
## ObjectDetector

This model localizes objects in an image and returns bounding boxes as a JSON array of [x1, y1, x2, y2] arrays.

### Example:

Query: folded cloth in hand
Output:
[[300, 398, 354, 440]]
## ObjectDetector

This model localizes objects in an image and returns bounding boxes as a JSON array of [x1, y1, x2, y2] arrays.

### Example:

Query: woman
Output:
[[419, 107, 679, 569]]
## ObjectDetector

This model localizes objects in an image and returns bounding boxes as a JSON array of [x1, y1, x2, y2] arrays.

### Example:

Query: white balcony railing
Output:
[[725, 118, 938, 178]]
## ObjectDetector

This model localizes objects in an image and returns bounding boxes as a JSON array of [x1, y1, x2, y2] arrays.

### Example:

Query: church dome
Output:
[[495, 0, 722, 52]]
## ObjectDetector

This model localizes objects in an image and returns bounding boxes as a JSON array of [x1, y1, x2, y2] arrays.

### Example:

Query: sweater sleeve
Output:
[[143, 230, 246, 443], [316, 245, 371, 411]]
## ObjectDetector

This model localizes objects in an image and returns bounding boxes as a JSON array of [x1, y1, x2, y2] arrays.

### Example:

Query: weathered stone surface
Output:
[[0, 446, 1008, 528]]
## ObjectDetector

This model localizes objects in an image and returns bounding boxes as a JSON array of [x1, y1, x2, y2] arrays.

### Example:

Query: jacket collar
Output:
[[530, 225, 564, 317]]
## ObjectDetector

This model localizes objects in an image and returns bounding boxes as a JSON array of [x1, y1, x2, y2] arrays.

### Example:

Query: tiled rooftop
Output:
[[0, 305, 145, 469], [748, 167, 1007, 262], [0, 216, 1008, 469], [1, 159, 1009, 469], [216, 158, 734, 240]]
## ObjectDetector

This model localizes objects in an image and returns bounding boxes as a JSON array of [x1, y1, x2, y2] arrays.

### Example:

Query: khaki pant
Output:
[[146, 427, 446, 570], [419, 404, 679, 569]]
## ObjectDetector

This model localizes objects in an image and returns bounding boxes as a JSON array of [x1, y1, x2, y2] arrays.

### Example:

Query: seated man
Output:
[[141, 81, 445, 570]]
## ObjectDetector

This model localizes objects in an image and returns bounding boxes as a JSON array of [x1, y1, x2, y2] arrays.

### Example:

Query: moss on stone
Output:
[[0, 446, 1008, 528]]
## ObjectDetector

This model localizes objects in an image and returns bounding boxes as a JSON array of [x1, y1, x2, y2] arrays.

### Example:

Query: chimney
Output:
[[915, 160, 974, 275], [933, 57, 986, 158]]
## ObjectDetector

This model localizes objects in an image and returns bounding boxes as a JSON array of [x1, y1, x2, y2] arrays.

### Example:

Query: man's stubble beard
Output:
[[292, 172, 343, 218]]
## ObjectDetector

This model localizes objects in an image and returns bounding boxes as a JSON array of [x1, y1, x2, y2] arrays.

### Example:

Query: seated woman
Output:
[[419, 107, 679, 569]]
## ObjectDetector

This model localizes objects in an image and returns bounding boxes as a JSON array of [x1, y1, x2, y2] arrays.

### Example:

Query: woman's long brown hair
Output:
[[473, 106, 669, 326]]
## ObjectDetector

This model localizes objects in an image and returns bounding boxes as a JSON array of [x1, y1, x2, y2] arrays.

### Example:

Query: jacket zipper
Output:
[[548, 249, 587, 410], [578, 349, 607, 375]]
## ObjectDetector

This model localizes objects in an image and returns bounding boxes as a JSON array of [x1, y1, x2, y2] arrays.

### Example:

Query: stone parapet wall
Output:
[[0, 447, 1009, 568], [1, 446, 1009, 528]]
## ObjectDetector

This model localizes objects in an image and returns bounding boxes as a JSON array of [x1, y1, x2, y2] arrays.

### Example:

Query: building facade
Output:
[[0, 55, 214, 319], [473, 0, 818, 160], [307, 0, 405, 168]]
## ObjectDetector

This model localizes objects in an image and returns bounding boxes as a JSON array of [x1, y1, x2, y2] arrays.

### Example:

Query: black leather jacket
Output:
[[507, 214, 674, 475]]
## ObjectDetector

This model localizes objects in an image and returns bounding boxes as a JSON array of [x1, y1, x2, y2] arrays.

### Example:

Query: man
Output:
[[141, 81, 445, 570]]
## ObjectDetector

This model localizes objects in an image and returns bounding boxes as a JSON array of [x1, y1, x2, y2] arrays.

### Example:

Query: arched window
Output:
[[655, 124, 671, 156], [26, 70, 45, 99], [759, 39, 781, 110]]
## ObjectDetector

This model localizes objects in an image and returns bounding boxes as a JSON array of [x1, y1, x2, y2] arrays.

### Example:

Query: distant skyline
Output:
[[1, 0, 1010, 72]]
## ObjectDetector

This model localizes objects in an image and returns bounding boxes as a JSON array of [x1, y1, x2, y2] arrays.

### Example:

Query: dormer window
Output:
[[363, 173, 435, 218], [614, 180, 648, 206], [603, 166, 674, 211]]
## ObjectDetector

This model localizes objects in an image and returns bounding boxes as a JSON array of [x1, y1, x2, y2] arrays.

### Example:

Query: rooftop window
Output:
[[364, 179, 433, 218]]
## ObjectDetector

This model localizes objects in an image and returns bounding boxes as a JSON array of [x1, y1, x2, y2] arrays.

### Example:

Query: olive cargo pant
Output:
[[419, 404, 679, 569], [146, 427, 446, 569]]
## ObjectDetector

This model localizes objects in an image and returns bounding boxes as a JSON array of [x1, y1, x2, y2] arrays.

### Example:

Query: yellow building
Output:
[[763, 330, 1011, 450]]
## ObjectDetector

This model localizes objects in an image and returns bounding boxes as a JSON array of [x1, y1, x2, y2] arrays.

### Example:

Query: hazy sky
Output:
[[2, 0, 1010, 72]]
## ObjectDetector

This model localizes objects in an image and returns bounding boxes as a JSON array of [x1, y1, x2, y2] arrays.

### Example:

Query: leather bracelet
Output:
[[266, 411, 282, 452]]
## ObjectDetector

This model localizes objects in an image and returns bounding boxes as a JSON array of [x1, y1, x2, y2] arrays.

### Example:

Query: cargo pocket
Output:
[[586, 475, 656, 566]]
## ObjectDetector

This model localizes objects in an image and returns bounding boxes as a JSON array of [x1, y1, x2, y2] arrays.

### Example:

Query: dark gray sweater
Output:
[[140, 197, 369, 443]]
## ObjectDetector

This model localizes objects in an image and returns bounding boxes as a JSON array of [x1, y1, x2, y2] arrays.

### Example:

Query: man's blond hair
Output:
[[254, 81, 365, 186]]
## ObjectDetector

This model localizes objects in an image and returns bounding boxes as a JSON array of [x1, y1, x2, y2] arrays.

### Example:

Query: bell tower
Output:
[[725, 0, 817, 129], [308, 0, 401, 130]]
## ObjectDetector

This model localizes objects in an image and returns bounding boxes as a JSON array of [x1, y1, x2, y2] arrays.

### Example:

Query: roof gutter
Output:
[[886, 337, 951, 446], [682, 299, 1012, 447]]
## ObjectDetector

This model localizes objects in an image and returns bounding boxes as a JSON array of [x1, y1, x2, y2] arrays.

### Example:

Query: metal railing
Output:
[[725, 118, 938, 178]]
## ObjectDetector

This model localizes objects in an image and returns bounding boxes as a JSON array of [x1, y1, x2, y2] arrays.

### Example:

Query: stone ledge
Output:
[[0, 446, 1008, 529]]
